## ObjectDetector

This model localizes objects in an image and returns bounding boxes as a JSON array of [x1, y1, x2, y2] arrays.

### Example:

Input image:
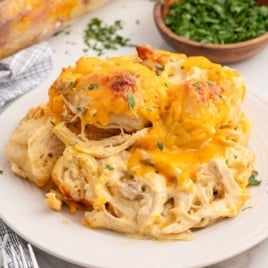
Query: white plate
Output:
[[1, 83, 268, 268], [1, 1, 268, 267]]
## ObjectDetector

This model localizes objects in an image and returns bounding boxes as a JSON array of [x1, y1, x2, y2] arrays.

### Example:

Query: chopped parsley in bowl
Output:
[[164, 0, 268, 44], [153, 0, 268, 64]]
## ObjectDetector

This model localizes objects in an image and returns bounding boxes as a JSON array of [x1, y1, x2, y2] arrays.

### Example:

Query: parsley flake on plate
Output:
[[248, 170, 261, 186]]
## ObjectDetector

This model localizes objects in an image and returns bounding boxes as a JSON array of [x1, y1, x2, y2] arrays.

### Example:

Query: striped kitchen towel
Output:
[[0, 42, 53, 108], [0, 218, 35, 268]]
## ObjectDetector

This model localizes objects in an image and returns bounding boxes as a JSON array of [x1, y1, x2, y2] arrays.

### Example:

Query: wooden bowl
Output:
[[153, 1, 268, 64]]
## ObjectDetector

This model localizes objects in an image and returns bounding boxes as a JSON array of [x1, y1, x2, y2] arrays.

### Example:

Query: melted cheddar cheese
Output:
[[48, 55, 168, 130]]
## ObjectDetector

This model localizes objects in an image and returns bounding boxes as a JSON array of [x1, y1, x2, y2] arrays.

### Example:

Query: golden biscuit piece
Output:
[[48, 50, 168, 132], [4, 105, 64, 187]]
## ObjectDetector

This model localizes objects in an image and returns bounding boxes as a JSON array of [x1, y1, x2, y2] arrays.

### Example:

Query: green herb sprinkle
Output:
[[83, 18, 135, 56], [157, 141, 164, 150], [248, 170, 261, 186], [127, 93, 135, 110]]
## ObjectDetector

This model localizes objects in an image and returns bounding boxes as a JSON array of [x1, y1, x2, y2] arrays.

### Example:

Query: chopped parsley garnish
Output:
[[242, 206, 253, 211], [165, 0, 268, 44], [0, 170, 3, 175], [157, 141, 164, 150], [105, 164, 114, 171], [83, 18, 135, 56], [127, 93, 135, 110], [88, 83, 99, 90], [248, 170, 261, 186], [155, 64, 164, 71], [194, 81, 202, 89], [53, 25, 71, 36]]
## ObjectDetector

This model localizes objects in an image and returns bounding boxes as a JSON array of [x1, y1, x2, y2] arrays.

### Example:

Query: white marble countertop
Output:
[[2, 0, 268, 267]]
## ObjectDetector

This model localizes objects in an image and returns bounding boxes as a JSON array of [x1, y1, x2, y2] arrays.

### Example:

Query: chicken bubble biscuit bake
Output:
[[5, 45, 255, 240]]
